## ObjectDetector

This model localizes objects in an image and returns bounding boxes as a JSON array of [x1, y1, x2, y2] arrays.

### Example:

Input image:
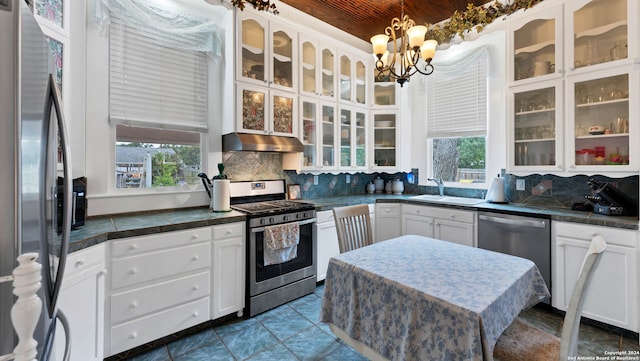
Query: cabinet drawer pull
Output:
[[129, 268, 137, 275], [192, 311, 199, 318], [130, 301, 138, 308], [192, 255, 199, 261], [192, 284, 199, 291], [226, 229, 233, 235], [74, 259, 85, 268], [192, 234, 199, 240], [129, 244, 138, 251], [130, 332, 137, 339]]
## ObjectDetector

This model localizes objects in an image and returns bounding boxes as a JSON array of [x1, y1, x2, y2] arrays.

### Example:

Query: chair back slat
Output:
[[333, 205, 373, 253]]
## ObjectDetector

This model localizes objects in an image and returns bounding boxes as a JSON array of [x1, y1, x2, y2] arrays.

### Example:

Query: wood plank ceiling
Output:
[[279, 0, 488, 43]]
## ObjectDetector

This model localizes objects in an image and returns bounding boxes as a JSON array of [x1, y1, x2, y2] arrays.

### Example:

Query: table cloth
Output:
[[320, 235, 550, 361]]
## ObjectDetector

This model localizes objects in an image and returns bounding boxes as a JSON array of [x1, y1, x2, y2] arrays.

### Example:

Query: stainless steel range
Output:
[[230, 180, 317, 317]]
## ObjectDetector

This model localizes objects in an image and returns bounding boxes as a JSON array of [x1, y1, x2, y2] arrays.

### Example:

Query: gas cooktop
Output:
[[231, 200, 315, 215]]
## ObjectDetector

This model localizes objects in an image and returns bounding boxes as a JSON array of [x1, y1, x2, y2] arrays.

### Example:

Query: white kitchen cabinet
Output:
[[370, 111, 399, 170], [401, 204, 476, 247], [401, 204, 434, 238], [237, 11, 297, 93], [508, 80, 564, 172], [508, 3, 563, 85], [211, 222, 245, 319], [565, 66, 638, 172], [315, 210, 339, 282], [565, 0, 638, 75], [300, 98, 337, 171], [375, 203, 401, 242], [338, 50, 367, 106], [552, 221, 638, 332], [107, 228, 212, 356], [338, 105, 367, 171], [299, 35, 336, 99], [507, 0, 640, 176], [236, 82, 297, 137], [55, 244, 106, 361]]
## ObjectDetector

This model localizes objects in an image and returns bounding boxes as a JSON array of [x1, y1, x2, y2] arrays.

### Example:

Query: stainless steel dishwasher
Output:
[[477, 212, 551, 300]]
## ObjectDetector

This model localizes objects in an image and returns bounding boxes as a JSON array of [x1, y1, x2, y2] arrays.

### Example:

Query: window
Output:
[[109, 17, 208, 189], [426, 47, 488, 183]]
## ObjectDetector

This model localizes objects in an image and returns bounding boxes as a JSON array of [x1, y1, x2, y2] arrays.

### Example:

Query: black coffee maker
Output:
[[585, 178, 637, 216]]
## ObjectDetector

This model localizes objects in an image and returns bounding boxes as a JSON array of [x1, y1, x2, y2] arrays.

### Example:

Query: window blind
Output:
[[426, 51, 487, 139], [109, 17, 208, 132]]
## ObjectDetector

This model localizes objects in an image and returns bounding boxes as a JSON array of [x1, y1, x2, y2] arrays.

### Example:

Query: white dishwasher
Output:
[[477, 212, 551, 300]]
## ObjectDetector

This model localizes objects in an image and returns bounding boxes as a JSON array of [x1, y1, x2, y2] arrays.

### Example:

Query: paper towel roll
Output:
[[485, 176, 505, 203], [211, 179, 231, 212]]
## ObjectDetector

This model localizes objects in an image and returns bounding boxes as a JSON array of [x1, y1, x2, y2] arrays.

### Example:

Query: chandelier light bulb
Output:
[[406, 25, 427, 49], [370, 34, 390, 58], [420, 39, 438, 61]]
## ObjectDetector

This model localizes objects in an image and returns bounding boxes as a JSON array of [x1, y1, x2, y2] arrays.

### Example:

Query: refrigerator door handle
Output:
[[43, 74, 72, 316]]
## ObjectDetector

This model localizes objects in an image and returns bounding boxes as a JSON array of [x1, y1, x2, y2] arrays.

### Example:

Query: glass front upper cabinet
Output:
[[510, 5, 563, 84], [568, 0, 631, 72], [372, 112, 397, 168], [301, 99, 317, 168], [569, 70, 631, 169], [238, 14, 296, 92], [338, 107, 367, 170], [510, 81, 562, 170], [300, 38, 336, 98]]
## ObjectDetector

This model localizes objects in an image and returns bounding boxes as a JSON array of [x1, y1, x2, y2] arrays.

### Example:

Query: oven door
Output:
[[249, 218, 316, 296]]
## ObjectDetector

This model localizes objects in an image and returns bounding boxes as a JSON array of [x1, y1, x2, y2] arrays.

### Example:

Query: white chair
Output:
[[333, 204, 373, 253], [494, 235, 607, 361]]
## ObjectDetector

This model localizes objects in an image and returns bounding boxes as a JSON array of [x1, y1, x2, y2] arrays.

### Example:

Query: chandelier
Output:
[[370, 0, 438, 87]]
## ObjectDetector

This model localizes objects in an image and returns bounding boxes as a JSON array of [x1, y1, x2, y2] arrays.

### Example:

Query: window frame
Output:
[[108, 16, 210, 192], [422, 32, 507, 190]]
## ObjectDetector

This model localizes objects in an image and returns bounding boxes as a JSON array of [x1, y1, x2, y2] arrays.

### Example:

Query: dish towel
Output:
[[263, 222, 300, 266]]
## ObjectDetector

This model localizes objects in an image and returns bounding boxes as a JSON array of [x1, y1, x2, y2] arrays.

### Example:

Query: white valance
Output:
[[90, 0, 226, 61]]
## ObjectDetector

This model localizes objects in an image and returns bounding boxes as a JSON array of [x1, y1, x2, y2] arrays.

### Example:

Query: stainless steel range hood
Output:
[[222, 132, 304, 153]]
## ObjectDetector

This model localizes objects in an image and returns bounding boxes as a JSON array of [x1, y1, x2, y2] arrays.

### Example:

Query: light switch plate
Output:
[[313, 175, 318, 185], [516, 179, 525, 191]]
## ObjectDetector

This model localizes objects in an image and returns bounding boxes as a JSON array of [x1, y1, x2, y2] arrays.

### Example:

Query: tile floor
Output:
[[121, 284, 639, 361]]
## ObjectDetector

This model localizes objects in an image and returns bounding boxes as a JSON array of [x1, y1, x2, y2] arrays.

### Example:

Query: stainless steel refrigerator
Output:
[[0, 0, 72, 359]]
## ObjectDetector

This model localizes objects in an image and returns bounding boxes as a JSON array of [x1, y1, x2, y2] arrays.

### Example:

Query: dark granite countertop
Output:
[[69, 193, 637, 254], [68, 207, 246, 253], [303, 194, 638, 230]]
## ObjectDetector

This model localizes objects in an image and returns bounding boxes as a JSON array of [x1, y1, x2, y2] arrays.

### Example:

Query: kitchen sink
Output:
[[409, 194, 484, 206]]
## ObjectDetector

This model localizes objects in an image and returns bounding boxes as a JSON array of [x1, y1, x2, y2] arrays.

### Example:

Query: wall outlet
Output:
[[346, 174, 350, 183], [516, 179, 525, 191], [313, 175, 318, 185]]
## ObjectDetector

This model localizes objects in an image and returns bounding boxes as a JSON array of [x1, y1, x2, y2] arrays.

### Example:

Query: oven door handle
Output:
[[251, 218, 317, 233]]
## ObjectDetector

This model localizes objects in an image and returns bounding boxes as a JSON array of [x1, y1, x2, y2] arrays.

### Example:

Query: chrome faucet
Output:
[[428, 177, 445, 196]]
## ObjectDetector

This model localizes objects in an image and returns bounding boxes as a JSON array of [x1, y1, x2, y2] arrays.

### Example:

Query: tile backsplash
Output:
[[222, 151, 638, 210]]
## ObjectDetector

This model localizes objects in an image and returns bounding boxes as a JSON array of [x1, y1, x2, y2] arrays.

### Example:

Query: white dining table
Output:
[[320, 235, 550, 361]]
